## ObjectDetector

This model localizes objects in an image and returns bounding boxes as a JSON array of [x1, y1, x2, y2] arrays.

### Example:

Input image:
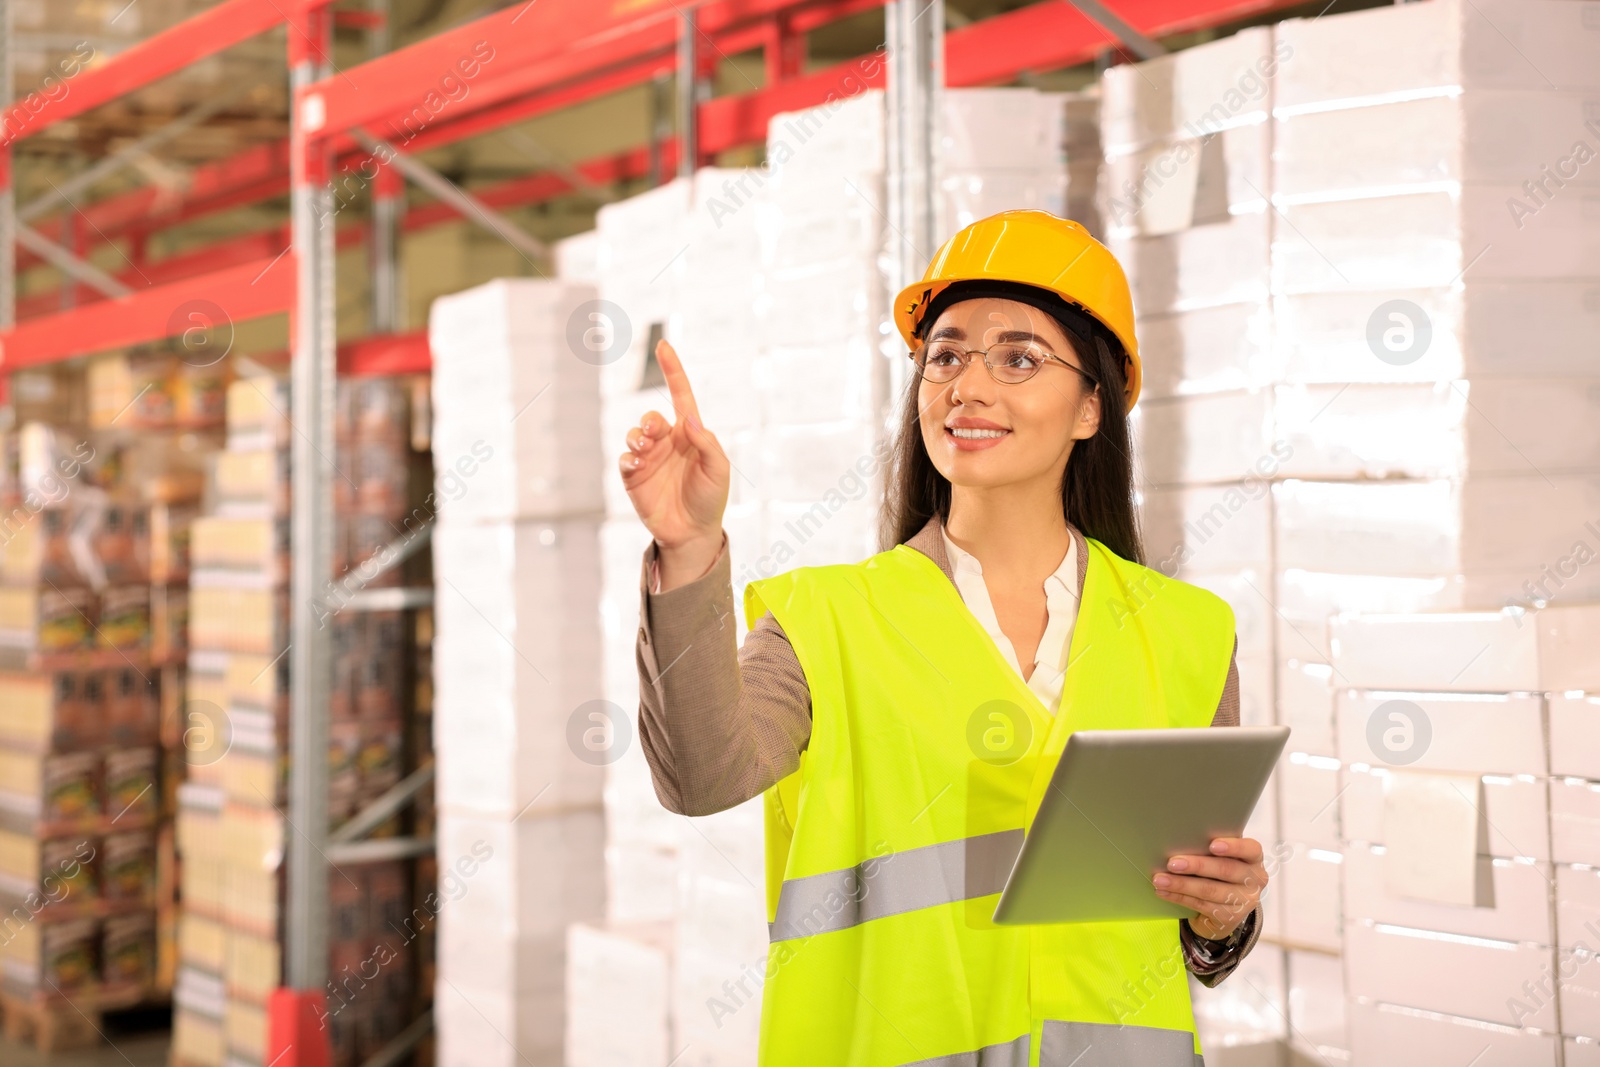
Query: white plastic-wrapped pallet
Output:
[[1187, 941, 1287, 1066], [564, 922, 673, 1067], [429, 278, 610, 1067], [1115, 6, 1599, 1059]]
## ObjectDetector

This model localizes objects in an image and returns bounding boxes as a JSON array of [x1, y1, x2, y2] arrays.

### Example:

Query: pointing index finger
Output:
[[656, 339, 702, 426]]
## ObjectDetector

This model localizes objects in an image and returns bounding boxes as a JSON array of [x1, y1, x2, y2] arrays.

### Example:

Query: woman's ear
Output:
[[1072, 382, 1103, 442]]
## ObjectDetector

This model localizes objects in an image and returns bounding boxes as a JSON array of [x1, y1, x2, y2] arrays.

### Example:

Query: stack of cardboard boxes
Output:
[[1329, 605, 1600, 1065], [1113, 1, 1600, 1061], [174, 372, 425, 1067], [429, 278, 608, 1067], [0, 359, 198, 1050]]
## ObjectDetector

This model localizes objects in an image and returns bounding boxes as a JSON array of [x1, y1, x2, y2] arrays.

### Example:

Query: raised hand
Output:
[[620, 339, 730, 584]]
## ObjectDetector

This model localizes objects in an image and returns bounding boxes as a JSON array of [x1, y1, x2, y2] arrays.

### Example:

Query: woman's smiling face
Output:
[[916, 296, 1103, 491]]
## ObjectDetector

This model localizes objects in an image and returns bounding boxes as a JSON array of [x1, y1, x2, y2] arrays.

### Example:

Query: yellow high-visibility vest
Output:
[[742, 535, 1236, 1066]]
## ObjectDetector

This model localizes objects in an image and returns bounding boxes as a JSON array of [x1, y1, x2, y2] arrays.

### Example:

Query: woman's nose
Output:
[[949, 354, 996, 405]]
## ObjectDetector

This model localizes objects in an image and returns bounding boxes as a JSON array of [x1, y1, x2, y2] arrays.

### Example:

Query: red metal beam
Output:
[[1, 0, 334, 146], [339, 331, 430, 376], [945, 0, 1303, 85], [15, 0, 1308, 315], [0, 256, 294, 368], [305, 0, 887, 141], [16, 229, 290, 320]]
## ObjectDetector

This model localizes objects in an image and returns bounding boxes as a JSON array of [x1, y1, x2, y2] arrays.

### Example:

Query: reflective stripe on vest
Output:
[[892, 1021, 1204, 1067], [1038, 1020, 1205, 1066], [769, 829, 1024, 941], [901, 1034, 1030, 1066]]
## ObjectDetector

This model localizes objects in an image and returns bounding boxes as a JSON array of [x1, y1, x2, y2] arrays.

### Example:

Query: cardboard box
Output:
[[1272, 185, 1600, 294], [1190, 941, 1287, 1050], [102, 910, 157, 987], [1562, 946, 1600, 1041], [1344, 919, 1557, 1029], [1343, 842, 1552, 943], [1347, 998, 1558, 1067], [1280, 753, 1341, 849], [1135, 301, 1274, 400], [0, 670, 97, 751], [1276, 0, 1600, 111], [1559, 862, 1600, 952], [1286, 949, 1346, 1061], [1275, 90, 1600, 199], [1334, 690, 1546, 775], [1552, 694, 1600, 779], [0, 749, 100, 831], [1278, 660, 1334, 758], [1569, 1037, 1600, 1066], [1328, 603, 1600, 691], [1269, 842, 1342, 951], [1102, 123, 1270, 239], [1273, 282, 1600, 386], [429, 280, 604, 523], [1279, 475, 1600, 579], [1552, 777, 1600, 867], [1100, 26, 1279, 151], [1341, 763, 1548, 860], [212, 448, 289, 512], [564, 922, 672, 1067], [672, 945, 764, 1067], [1277, 379, 1600, 480], [1135, 390, 1278, 488], [432, 517, 605, 820], [1107, 211, 1271, 315], [225, 376, 291, 450], [0, 585, 94, 652]]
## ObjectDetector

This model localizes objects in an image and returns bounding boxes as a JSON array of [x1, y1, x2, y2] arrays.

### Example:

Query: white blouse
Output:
[[941, 526, 1079, 715]]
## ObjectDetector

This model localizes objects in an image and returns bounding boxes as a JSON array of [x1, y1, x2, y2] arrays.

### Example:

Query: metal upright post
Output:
[[0, 0, 14, 331], [367, 0, 401, 334], [371, 163, 403, 333], [676, 6, 697, 178], [885, 0, 941, 290], [287, 4, 337, 994], [884, 0, 942, 411]]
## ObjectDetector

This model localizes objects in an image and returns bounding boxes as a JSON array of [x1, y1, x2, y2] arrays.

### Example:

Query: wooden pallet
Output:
[[0, 983, 160, 1054], [0, 989, 104, 1053]]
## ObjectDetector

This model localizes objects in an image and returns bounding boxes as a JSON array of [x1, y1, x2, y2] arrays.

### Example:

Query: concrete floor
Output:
[[0, 1012, 170, 1067]]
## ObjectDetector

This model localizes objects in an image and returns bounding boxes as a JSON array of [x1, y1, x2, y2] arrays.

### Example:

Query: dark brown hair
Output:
[[879, 291, 1144, 564]]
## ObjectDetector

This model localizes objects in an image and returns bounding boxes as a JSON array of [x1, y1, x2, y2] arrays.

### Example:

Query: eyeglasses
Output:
[[910, 339, 1098, 387]]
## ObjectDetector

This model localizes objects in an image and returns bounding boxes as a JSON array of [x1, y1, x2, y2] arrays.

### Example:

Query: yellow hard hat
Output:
[[893, 210, 1142, 410]]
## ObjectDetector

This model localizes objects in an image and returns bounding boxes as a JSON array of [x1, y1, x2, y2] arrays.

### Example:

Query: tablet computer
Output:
[[991, 725, 1289, 925]]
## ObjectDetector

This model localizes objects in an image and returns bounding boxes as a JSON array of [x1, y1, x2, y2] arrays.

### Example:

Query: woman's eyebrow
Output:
[[928, 325, 965, 341], [992, 329, 1055, 351]]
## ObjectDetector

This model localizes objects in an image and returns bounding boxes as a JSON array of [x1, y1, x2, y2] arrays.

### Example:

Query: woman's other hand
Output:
[[1152, 836, 1267, 940], [620, 339, 730, 589]]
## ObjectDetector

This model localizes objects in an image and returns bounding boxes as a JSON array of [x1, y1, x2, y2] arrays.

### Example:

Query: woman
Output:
[[620, 210, 1267, 1066]]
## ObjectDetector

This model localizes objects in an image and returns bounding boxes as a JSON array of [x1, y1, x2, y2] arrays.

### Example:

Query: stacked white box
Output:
[[938, 88, 1068, 236], [761, 91, 889, 572], [1260, 0, 1600, 687], [672, 798, 768, 1067], [1187, 941, 1287, 1067], [1114, 17, 1600, 1056], [590, 177, 696, 947], [1326, 602, 1600, 1061], [564, 922, 673, 1067], [429, 278, 610, 1066]]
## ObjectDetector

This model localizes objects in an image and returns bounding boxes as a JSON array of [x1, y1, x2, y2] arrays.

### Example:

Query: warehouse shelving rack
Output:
[[0, 0, 1308, 1059]]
